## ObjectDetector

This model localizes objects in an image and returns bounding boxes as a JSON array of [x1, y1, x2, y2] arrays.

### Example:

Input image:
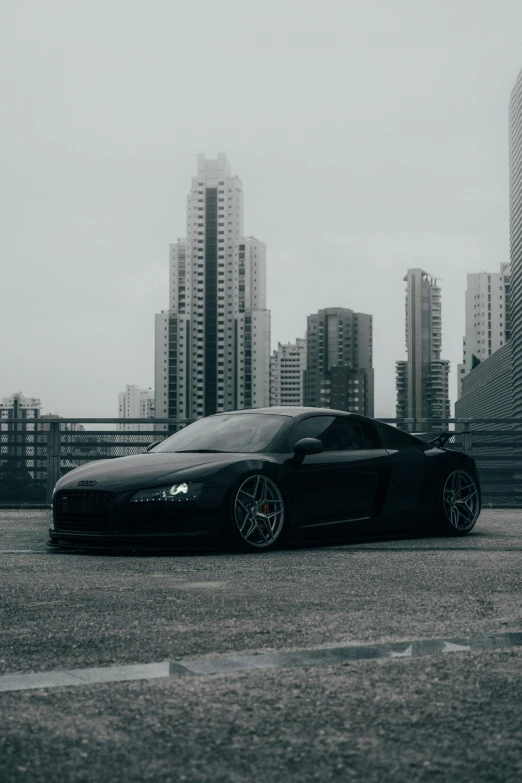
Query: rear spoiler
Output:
[[427, 432, 454, 448]]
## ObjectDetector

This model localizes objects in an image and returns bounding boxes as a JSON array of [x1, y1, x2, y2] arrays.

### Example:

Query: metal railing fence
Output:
[[0, 418, 190, 507], [1, 417, 522, 508]]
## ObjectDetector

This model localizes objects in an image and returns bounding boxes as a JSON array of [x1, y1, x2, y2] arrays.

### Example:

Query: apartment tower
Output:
[[395, 269, 450, 426], [269, 339, 307, 407], [456, 264, 511, 398], [155, 155, 270, 426], [303, 308, 374, 416], [117, 385, 155, 432]]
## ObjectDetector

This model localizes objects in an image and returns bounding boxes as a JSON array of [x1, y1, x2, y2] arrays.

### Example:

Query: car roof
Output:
[[213, 407, 356, 419]]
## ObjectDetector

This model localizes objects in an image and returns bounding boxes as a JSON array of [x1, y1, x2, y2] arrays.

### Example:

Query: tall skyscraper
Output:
[[509, 69, 522, 417], [117, 385, 155, 432], [270, 338, 307, 407], [456, 264, 511, 398], [303, 307, 374, 416], [155, 154, 270, 425], [395, 269, 450, 425]]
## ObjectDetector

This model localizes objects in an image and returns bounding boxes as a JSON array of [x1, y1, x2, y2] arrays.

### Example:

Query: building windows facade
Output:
[[457, 264, 511, 399], [269, 338, 307, 407], [303, 308, 374, 417]]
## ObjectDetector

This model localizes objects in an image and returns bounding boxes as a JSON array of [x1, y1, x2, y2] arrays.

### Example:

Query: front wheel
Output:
[[434, 469, 481, 535], [228, 474, 286, 552]]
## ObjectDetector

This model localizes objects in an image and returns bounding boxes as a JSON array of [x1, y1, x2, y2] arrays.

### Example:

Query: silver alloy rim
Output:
[[442, 470, 480, 531], [234, 475, 285, 548]]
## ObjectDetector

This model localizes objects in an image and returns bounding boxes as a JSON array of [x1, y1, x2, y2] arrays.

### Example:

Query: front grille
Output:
[[113, 502, 194, 534], [54, 490, 116, 532]]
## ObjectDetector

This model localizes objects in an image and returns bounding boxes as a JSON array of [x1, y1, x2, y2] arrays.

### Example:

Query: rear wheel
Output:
[[229, 474, 286, 552], [434, 469, 481, 535]]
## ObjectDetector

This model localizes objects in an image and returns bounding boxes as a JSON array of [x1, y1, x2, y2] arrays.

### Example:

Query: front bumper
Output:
[[49, 485, 230, 548]]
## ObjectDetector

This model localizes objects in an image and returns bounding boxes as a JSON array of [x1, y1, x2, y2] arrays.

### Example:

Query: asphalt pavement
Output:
[[0, 509, 521, 782]]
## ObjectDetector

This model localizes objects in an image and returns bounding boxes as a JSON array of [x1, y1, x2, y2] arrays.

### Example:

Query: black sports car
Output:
[[49, 408, 481, 552]]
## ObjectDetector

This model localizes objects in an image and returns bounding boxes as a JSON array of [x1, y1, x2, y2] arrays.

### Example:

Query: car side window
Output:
[[283, 416, 336, 452], [324, 417, 381, 451], [284, 416, 380, 452]]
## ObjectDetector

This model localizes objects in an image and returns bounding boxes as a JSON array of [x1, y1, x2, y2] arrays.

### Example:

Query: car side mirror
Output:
[[289, 437, 324, 465], [144, 441, 160, 453]]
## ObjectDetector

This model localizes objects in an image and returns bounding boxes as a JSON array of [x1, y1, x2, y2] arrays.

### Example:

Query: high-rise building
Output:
[[456, 264, 511, 398], [303, 307, 374, 416], [395, 269, 450, 426], [117, 385, 155, 432], [455, 342, 513, 429], [270, 339, 307, 407], [509, 69, 522, 417], [155, 154, 270, 427]]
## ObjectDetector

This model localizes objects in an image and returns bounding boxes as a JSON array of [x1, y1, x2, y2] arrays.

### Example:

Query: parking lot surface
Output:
[[0, 510, 521, 782]]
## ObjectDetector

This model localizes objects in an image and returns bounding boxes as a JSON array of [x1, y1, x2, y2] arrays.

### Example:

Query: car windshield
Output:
[[151, 413, 290, 454]]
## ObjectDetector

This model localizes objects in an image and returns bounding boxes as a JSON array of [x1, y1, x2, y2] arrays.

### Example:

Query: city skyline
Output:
[[2, 140, 519, 421], [2, 3, 522, 419]]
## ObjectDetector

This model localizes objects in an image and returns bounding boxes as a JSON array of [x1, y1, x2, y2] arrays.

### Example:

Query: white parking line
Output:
[[0, 663, 170, 693], [0, 632, 520, 694]]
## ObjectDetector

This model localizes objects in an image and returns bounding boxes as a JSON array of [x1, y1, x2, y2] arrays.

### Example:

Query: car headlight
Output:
[[129, 482, 203, 503]]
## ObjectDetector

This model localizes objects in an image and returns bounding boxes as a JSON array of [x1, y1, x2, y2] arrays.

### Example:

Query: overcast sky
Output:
[[1, 0, 522, 419]]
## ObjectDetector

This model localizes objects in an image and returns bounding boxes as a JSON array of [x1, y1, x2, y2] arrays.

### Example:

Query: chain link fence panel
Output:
[[0, 429, 48, 503]]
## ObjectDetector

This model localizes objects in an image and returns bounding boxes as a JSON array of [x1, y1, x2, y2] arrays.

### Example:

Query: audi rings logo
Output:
[[77, 480, 98, 487]]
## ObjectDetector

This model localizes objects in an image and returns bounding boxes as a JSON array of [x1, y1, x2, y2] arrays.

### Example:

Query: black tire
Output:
[[226, 473, 287, 553], [432, 469, 481, 536]]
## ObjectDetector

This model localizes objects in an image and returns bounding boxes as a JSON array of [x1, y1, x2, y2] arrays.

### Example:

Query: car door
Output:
[[279, 416, 337, 526], [377, 423, 427, 516], [280, 415, 391, 528]]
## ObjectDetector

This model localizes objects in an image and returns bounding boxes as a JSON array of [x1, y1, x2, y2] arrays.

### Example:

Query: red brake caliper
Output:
[[258, 503, 270, 533]]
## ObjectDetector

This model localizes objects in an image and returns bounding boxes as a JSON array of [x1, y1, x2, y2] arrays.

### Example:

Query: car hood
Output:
[[55, 452, 259, 493]]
